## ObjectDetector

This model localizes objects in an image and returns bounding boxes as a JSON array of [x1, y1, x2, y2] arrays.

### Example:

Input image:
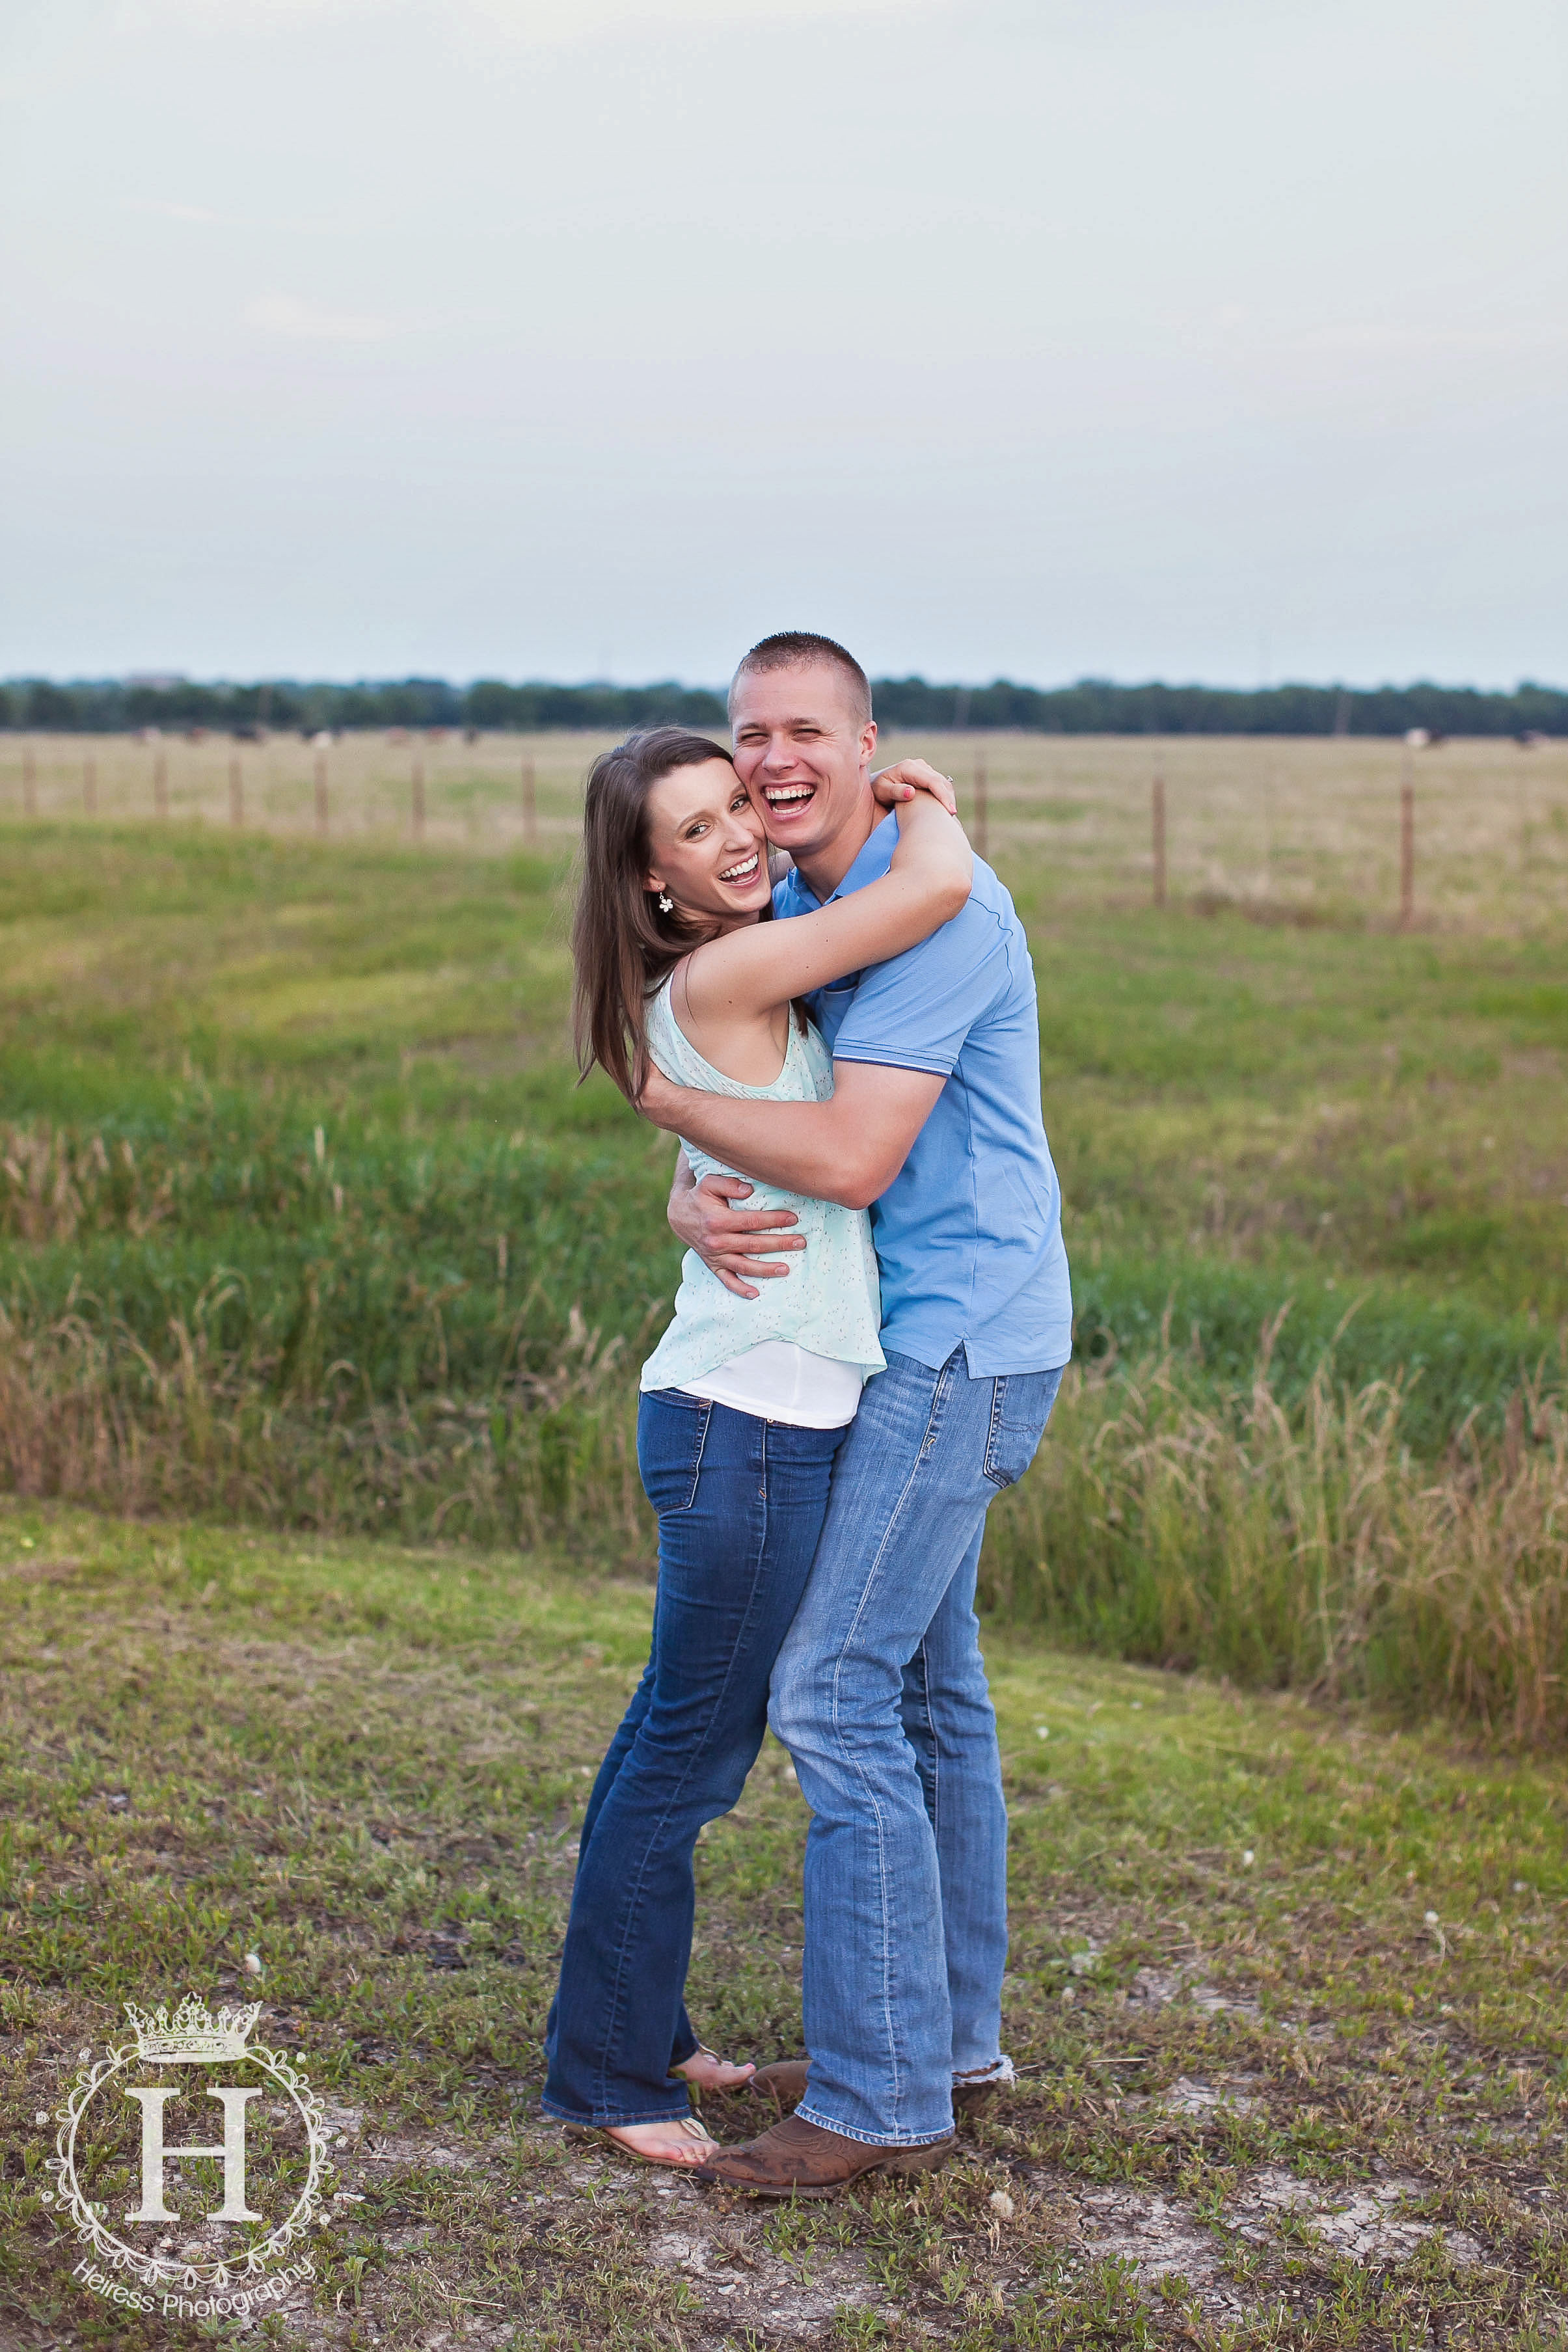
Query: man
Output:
[[638, 631, 1072, 2194]]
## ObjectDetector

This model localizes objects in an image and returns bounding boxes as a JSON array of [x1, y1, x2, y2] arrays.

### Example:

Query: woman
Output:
[[541, 726, 970, 2166]]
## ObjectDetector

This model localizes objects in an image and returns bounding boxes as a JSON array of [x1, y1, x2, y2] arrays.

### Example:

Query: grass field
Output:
[[1, 779, 1565, 1720], [3, 1508, 1566, 2349], [1, 745, 1565, 2344]]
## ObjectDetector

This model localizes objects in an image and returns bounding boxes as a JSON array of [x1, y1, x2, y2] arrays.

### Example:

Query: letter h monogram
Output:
[[125, 2086, 263, 2222]]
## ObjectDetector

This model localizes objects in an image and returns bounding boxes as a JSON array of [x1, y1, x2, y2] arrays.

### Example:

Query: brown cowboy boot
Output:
[[695, 2113, 954, 2199], [747, 2059, 812, 2113], [748, 2058, 1007, 2118]]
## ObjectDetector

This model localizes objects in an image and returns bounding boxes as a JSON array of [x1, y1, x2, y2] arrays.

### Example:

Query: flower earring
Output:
[[658, 893, 673, 913]]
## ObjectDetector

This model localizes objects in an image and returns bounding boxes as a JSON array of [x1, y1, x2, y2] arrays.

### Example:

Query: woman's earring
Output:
[[658, 893, 673, 913]]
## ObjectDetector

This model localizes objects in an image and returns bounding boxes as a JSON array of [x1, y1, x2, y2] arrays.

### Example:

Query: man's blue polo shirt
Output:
[[775, 812, 1072, 1377]]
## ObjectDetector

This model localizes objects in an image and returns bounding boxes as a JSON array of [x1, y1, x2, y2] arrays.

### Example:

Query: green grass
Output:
[[2, 817, 1565, 1733], [3, 792, 1565, 2340], [3, 1503, 1567, 2347], [4, 817, 1563, 1314]]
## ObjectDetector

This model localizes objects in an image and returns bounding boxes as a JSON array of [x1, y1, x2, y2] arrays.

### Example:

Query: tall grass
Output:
[[984, 1320, 1568, 1746], [0, 1289, 648, 1556], [5, 1115, 1565, 1741], [0, 1111, 666, 1554]]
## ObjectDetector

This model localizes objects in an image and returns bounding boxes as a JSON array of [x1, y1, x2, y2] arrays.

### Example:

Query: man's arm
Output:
[[643, 1061, 945, 1213]]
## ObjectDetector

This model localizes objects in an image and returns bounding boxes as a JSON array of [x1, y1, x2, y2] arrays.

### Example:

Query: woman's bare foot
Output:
[[602, 2115, 718, 2168], [673, 2046, 757, 2094]]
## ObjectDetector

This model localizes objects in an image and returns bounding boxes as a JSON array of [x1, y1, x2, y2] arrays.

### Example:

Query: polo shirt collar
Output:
[[795, 810, 898, 908]]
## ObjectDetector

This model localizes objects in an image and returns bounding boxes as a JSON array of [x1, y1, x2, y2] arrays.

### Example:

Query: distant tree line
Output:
[[869, 677, 1566, 737], [2, 673, 1562, 738], [0, 676, 729, 735]]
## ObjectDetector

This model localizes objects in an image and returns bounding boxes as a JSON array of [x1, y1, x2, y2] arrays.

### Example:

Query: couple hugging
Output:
[[541, 631, 1072, 2197]]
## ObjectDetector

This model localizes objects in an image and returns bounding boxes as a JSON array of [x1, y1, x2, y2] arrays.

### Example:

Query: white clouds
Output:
[[241, 292, 393, 342]]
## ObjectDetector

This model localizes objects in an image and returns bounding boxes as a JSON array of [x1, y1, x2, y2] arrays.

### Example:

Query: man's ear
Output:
[[859, 718, 879, 770]]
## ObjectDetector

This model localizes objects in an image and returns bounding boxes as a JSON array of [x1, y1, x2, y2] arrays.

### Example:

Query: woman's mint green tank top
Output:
[[639, 977, 884, 1395]]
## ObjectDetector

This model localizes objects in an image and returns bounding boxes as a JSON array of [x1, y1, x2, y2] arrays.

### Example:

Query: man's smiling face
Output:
[[729, 662, 879, 885]]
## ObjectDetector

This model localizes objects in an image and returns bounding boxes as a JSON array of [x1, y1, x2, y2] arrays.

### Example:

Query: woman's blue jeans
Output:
[[541, 1388, 847, 2127]]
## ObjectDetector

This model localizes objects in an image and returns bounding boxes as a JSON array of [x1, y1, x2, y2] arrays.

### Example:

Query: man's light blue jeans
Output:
[[768, 1345, 1063, 2148]]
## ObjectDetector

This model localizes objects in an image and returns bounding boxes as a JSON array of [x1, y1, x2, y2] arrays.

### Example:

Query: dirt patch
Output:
[[1119, 1962, 1262, 2021], [643, 2189, 885, 2338], [1075, 2183, 1231, 2296], [1160, 2073, 1262, 2117], [1233, 2167, 1485, 2267], [1025, 2160, 1484, 2323]]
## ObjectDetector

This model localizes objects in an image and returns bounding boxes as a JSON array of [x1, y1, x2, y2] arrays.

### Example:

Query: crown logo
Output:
[[122, 1994, 262, 2064]]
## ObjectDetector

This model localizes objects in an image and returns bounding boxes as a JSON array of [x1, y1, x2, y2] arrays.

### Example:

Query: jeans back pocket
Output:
[[982, 1367, 1064, 1489], [638, 1390, 713, 1514]]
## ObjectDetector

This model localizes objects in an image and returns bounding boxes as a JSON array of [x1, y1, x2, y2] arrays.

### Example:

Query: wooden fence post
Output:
[[972, 750, 988, 861], [314, 750, 329, 838], [1152, 773, 1167, 908], [154, 750, 169, 819], [83, 755, 97, 817], [1263, 766, 1277, 897], [229, 755, 244, 829], [412, 755, 426, 843], [22, 741, 36, 818], [522, 755, 537, 846], [1399, 761, 1414, 929]]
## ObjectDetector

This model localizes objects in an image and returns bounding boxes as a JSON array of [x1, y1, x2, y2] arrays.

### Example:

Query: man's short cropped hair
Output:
[[729, 632, 873, 729]]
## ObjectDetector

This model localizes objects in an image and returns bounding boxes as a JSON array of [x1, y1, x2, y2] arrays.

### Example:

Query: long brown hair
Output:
[[572, 727, 746, 1100]]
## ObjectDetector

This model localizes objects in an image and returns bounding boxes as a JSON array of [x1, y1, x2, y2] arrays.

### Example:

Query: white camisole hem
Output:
[[675, 1339, 863, 1429]]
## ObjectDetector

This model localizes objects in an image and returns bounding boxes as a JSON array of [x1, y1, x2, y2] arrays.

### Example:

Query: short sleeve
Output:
[[829, 901, 1005, 1077]]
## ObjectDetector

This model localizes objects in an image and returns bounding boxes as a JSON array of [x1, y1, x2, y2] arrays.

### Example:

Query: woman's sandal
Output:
[[561, 2046, 753, 2170], [569, 2115, 720, 2170]]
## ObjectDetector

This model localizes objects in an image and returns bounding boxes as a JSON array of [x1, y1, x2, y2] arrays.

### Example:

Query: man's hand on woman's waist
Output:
[[668, 1146, 804, 1303]]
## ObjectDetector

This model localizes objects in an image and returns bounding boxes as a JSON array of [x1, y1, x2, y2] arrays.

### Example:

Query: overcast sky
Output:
[[3, 0, 1564, 687]]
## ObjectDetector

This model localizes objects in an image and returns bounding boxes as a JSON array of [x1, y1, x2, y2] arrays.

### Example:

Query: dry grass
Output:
[[5, 1230, 1564, 1745], [878, 731, 1568, 936], [0, 1288, 650, 1558], [1, 729, 601, 856], [984, 1338, 1568, 1748], [5, 731, 1568, 932]]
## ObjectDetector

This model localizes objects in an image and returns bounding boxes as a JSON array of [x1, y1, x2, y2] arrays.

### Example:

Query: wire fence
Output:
[[3, 729, 1565, 931]]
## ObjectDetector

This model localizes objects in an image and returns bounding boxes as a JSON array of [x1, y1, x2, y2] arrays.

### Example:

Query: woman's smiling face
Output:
[[644, 759, 772, 926]]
